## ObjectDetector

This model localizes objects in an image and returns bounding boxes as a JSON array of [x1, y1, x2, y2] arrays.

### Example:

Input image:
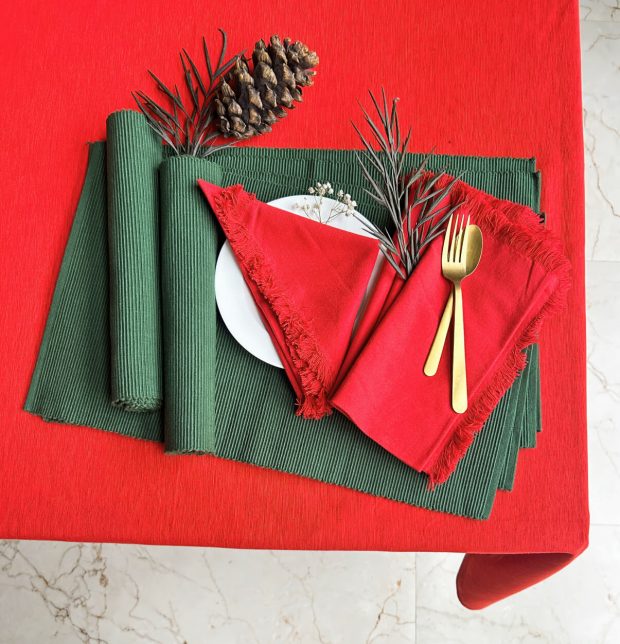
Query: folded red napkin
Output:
[[331, 175, 571, 484], [199, 181, 379, 419]]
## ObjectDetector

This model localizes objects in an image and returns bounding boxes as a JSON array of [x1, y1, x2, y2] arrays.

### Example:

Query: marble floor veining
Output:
[[1, 2, 619, 642], [0, 544, 415, 643]]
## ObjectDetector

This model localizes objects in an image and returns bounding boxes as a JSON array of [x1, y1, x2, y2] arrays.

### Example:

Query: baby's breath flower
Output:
[[295, 181, 359, 224]]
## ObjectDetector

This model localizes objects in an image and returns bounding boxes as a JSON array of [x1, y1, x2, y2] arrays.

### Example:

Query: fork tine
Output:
[[442, 215, 453, 263], [458, 215, 467, 262], [449, 213, 462, 263], [448, 215, 458, 263], [459, 215, 471, 263], [455, 214, 468, 263]]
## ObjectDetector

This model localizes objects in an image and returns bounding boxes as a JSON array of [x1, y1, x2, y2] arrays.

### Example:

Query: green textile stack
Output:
[[25, 111, 542, 520]]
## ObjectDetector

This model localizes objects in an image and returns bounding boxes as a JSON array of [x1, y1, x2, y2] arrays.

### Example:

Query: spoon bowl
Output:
[[464, 225, 483, 277]]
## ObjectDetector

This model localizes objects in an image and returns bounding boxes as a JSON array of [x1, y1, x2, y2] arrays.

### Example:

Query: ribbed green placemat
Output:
[[498, 347, 538, 491], [525, 344, 543, 446], [160, 157, 222, 453], [25, 135, 542, 519], [107, 111, 164, 411]]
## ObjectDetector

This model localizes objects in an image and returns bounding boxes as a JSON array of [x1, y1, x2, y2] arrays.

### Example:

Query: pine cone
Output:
[[215, 35, 318, 139]]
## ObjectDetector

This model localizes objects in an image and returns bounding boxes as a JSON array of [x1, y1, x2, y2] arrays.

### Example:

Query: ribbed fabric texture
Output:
[[24, 144, 162, 440], [107, 111, 163, 411], [498, 346, 539, 491], [160, 157, 222, 453], [25, 132, 543, 519]]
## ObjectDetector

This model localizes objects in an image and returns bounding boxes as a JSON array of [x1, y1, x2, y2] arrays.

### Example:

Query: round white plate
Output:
[[215, 195, 380, 368]]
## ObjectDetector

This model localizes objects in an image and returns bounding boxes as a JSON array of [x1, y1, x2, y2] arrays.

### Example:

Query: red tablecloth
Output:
[[0, 0, 588, 608]]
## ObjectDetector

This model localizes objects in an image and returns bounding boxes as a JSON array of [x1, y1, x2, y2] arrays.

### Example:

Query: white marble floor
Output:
[[2, 3, 619, 643]]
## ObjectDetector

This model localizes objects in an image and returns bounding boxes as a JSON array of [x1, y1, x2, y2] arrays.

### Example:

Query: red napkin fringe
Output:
[[426, 179, 572, 485], [211, 184, 335, 419]]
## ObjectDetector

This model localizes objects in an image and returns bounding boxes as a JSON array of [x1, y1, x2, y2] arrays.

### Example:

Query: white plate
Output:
[[215, 195, 380, 368]]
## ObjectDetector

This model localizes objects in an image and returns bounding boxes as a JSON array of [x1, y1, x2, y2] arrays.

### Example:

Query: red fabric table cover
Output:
[[0, 0, 588, 609]]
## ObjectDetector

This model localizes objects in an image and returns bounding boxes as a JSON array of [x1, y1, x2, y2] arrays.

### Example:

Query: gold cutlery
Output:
[[424, 223, 483, 378], [423, 215, 482, 413]]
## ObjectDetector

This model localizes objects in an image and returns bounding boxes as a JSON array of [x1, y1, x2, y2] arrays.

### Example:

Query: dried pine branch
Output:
[[353, 90, 464, 279], [133, 29, 242, 157]]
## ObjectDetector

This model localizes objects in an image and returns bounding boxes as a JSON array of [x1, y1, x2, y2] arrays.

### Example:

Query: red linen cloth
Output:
[[0, 0, 587, 609], [333, 177, 571, 484], [199, 181, 379, 419]]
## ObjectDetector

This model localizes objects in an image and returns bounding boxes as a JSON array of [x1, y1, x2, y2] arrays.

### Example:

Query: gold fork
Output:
[[441, 214, 471, 414]]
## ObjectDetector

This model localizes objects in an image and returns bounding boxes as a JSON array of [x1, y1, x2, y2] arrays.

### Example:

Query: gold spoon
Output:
[[424, 225, 483, 377]]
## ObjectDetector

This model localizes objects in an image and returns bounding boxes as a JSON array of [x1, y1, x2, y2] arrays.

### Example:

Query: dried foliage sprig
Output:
[[133, 29, 242, 157], [353, 90, 463, 279]]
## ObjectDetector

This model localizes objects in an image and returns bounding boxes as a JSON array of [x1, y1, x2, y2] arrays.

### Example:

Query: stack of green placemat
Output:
[[25, 111, 542, 520]]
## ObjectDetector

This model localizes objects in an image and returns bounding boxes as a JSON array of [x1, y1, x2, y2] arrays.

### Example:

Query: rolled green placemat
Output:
[[159, 156, 223, 453], [107, 110, 163, 411]]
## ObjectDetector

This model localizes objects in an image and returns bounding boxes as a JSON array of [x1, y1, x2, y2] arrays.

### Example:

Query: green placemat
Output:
[[498, 346, 537, 491], [498, 369, 524, 491], [520, 345, 541, 448], [160, 156, 222, 453], [25, 127, 542, 519], [107, 111, 164, 411]]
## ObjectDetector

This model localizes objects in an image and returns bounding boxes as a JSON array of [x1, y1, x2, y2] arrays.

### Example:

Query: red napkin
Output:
[[331, 175, 571, 484], [199, 182, 379, 419]]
